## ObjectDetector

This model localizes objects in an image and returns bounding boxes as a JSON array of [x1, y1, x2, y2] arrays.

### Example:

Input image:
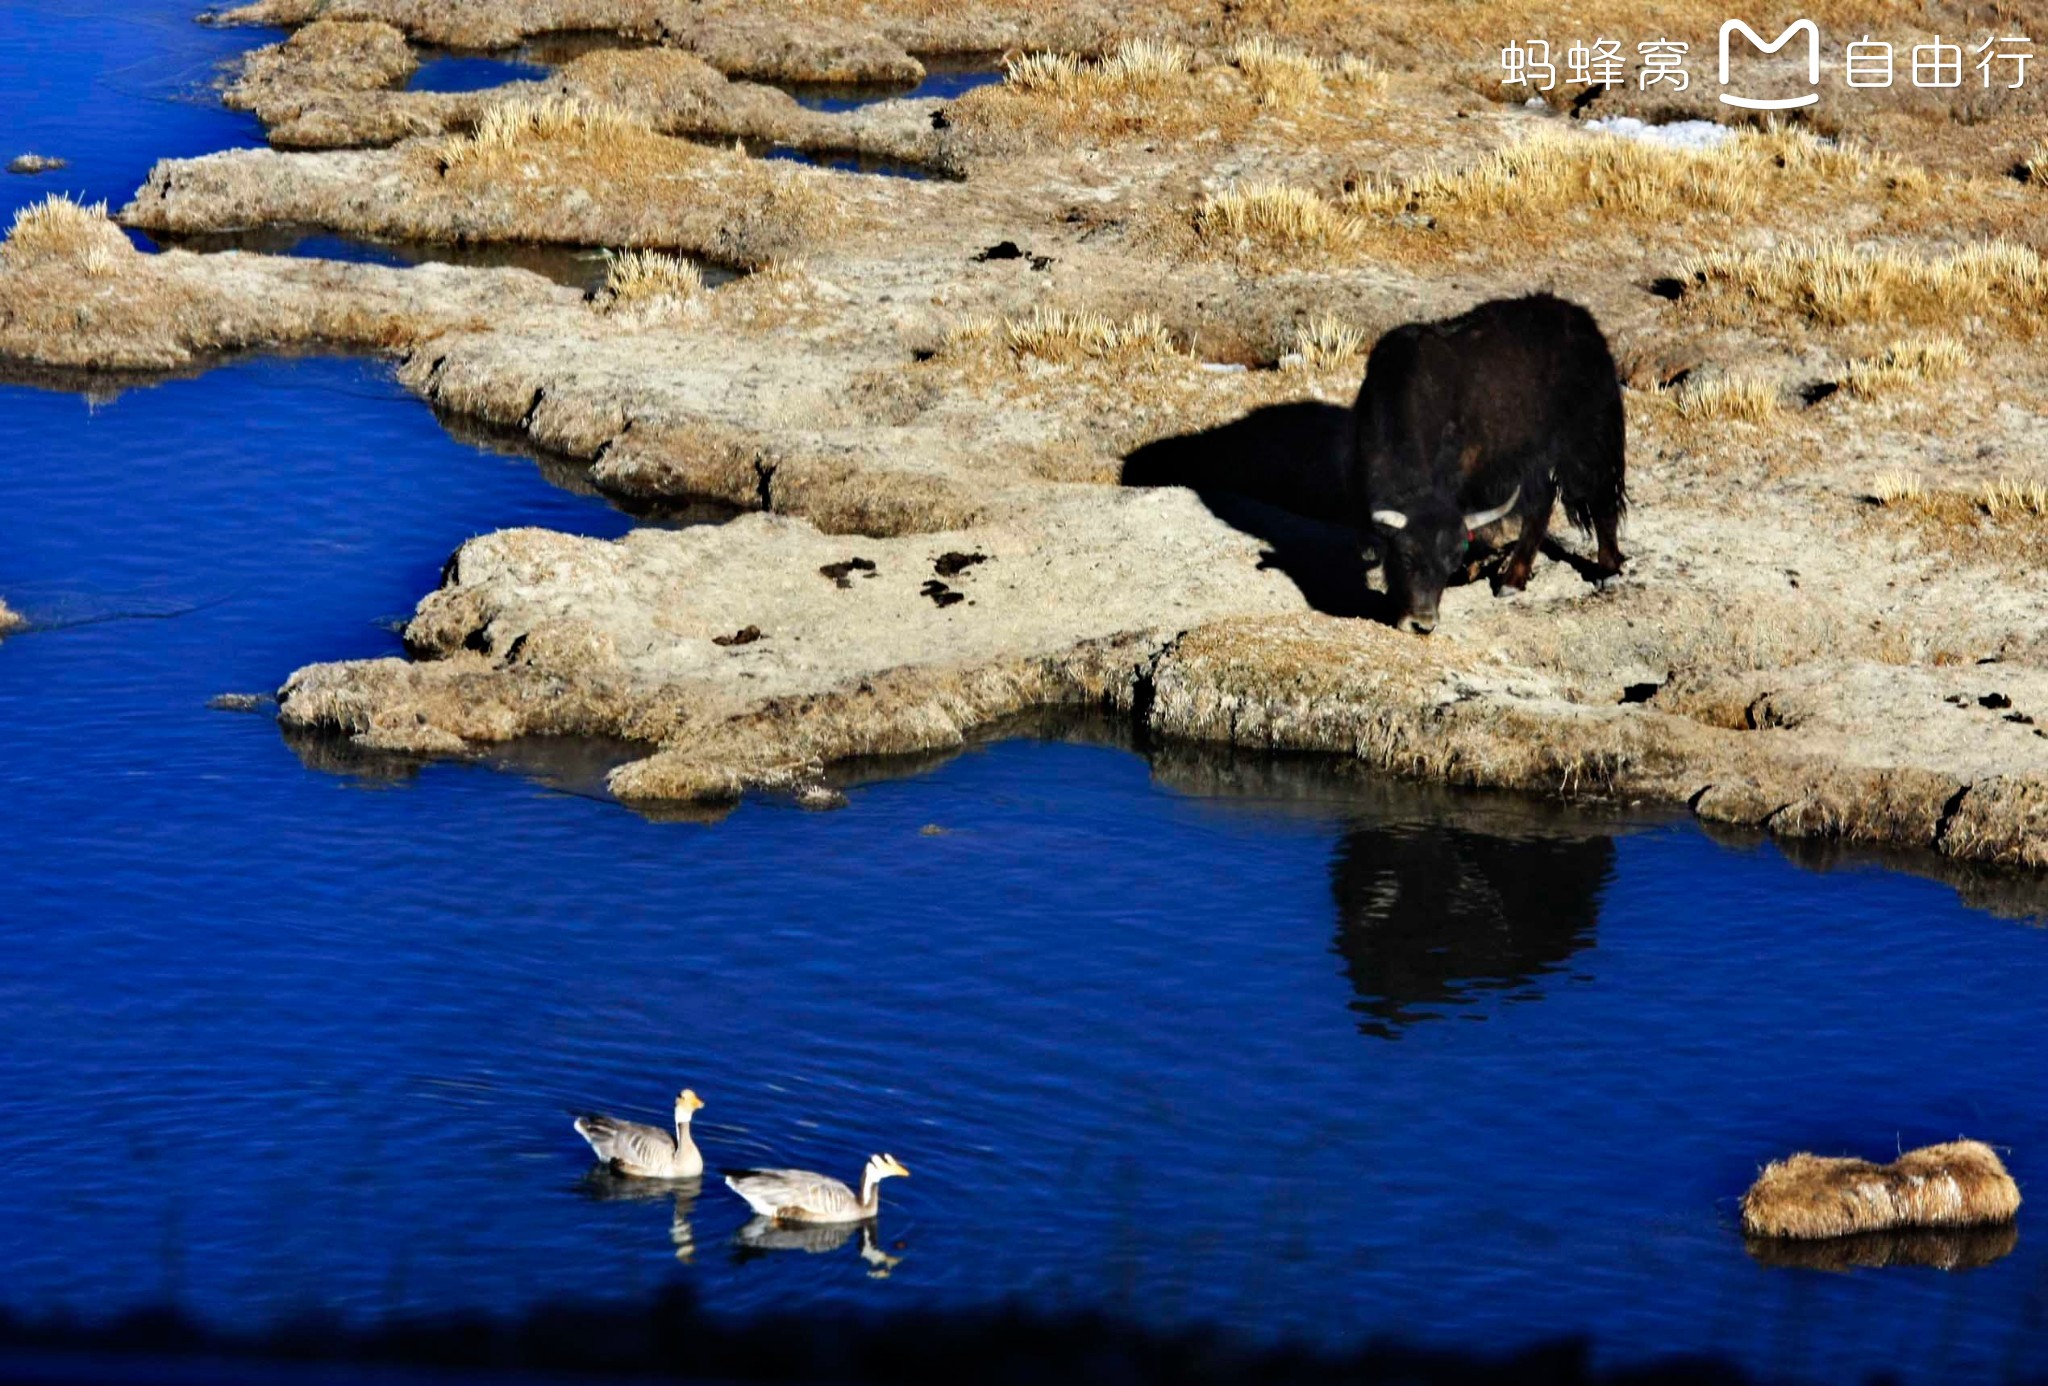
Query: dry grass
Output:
[[1003, 38, 1193, 99], [1194, 181, 1360, 254], [1841, 337, 1968, 399], [1980, 474, 2048, 519], [1190, 127, 1924, 264], [1742, 1141, 2020, 1239], [1681, 240, 2048, 330], [1, 195, 134, 272], [959, 306, 1186, 366], [1227, 38, 1385, 106], [436, 97, 665, 178], [594, 249, 703, 319], [1286, 312, 1369, 371], [1868, 468, 1926, 505], [1673, 372, 1779, 423]]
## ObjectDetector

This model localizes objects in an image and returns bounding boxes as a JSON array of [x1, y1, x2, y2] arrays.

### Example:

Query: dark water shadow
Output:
[[732, 1217, 904, 1277], [577, 1168, 701, 1263], [1138, 738, 1637, 1038], [1329, 818, 1613, 1037], [1121, 400, 1386, 619], [1745, 1223, 2019, 1273], [0, 1290, 1748, 1385], [1695, 819, 2048, 926]]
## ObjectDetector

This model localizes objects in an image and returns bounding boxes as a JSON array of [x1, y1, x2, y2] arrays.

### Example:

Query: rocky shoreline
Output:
[[3, 2, 2045, 869]]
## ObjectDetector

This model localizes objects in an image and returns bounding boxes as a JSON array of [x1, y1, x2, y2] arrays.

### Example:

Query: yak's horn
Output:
[[1462, 485, 1521, 531], [1370, 509, 1408, 531]]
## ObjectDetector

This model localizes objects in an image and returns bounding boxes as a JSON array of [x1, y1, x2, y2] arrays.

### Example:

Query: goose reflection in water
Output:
[[1331, 822, 1614, 1037], [577, 1168, 702, 1263], [733, 1217, 904, 1278]]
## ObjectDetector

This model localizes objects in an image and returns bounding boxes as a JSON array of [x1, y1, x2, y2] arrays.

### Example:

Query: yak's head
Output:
[[1370, 485, 1519, 635]]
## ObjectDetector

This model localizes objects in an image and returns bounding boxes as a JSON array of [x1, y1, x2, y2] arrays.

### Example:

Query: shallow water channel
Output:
[[5, 6, 2048, 1385]]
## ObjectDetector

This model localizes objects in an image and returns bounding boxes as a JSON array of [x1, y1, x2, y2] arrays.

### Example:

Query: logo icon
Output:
[[1719, 19, 1821, 108]]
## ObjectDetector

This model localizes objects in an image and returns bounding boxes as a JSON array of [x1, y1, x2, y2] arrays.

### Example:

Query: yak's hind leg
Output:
[[1496, 469, 1557, 593], [1593, 510, 1625, 576]]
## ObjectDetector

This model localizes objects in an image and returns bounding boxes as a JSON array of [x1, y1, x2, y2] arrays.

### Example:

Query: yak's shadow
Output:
[[1120, 400, 1387, 620], [1122, 399, 1617, 613]]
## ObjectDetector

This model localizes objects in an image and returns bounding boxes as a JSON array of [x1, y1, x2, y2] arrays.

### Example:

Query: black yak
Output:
[[1355, 293, 1626, 634]]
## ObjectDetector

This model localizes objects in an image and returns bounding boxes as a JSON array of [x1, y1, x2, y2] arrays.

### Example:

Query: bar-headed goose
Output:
[[573, 1089, 705, 1178], [723, 1153, 908, 1224]]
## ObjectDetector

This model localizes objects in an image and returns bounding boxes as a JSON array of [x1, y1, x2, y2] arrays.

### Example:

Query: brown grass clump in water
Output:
[[1673, 372, 1779, 423], [2, 195, 134, 274], [0, 597, 22, 634], [1741, 1141, 2021, 1239], [594, 249, 703, 319], [1841, 337, 1968, 399], [1681, 240, 2048, 330]]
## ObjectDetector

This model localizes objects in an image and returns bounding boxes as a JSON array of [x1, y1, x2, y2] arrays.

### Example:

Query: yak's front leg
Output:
[[1496, 482, 1556, 593]]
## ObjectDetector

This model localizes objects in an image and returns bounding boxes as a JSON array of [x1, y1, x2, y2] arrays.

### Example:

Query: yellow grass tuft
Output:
[[1005, 305, 1182, 363], [1980, 474, 2048, 519], [1681, 240, 2048, 329], [943, 307, 1186, 367], [1742, 1141, 2020, 1240], [1868, 468, 1926, 505], [1229, 37, 1327, 106], [2, 194, 134, 272], [1190, 126, 1916, 265], [1001, 38, 1192, 100], [1194, 181, 1359, 252], [1287, 312, 1369, 370], [1841, 337, 1968, 399], [437, 97, 657, 177], [594, 249, 703, 318], [1673, 372, 1779, 423]]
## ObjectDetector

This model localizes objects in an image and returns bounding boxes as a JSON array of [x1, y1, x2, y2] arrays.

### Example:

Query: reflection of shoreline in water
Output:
[[1745, 1222, 2019, 1273], [733, 1217, 902, 1277], [577, 1167, 701, 1263]]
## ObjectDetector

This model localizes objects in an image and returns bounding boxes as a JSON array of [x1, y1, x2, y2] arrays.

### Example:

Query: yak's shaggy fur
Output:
[[1741, 1141, 2021, 1240]]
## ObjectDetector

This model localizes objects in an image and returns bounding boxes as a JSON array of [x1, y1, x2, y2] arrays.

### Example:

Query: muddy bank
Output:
[[6, 4, 2048, 870]]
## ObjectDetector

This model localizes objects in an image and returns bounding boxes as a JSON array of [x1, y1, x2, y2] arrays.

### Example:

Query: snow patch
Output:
[[1582, 115, 1733, 150]]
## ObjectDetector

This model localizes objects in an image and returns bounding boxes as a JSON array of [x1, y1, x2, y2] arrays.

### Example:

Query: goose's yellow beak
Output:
[[679, 1090, 705, 1112]]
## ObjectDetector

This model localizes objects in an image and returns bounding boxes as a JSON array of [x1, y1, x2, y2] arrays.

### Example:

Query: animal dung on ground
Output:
[[819, 557, 878, 588], [932, 550, 988, 578], [713, 625, 763, 647], [1741, 1140, 2020, 1240], [920, 580, 965, 608]]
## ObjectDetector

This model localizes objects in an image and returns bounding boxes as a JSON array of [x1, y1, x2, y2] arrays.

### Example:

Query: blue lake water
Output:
[[408, 53, 547, 94], [6, 7, 2048, 1386], [785, 59, 1004, 113]]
